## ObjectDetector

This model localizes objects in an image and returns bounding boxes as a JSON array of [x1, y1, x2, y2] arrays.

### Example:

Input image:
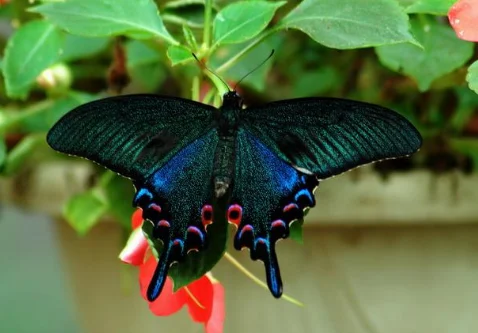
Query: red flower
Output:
[[119, 209, 225, 333], [449, 0, 478, 41]]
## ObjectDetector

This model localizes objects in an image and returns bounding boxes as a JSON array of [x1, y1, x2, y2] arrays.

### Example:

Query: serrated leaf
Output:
[[102, 173, 135, 230], [466, 60, 478, 94], [292, 66, 340, 97], [2, 20, 62, 99], [64, 189, 108, 236], [0, 138, 6, 170], [142, 196, 229, 291], [210, 33, 282, 91], [212, 1, 285, 47], [450, 87, 478, 131], [21, 92, 95, 132], [59, 34, 110, 62], [376, 17, 474, 91], [169, 196, 228, 290], [449, 138, 478, 170], [406, 0, 455, 15], [167, 45, 194, 66], [182, 25, 198, 51], [126, 40, 161, 67], [1, 135, 45, 176], [126, 40, 166, 91], [31, 0, 177, 44], [289, 220, 304, 244], [278, 0, 418, 49]]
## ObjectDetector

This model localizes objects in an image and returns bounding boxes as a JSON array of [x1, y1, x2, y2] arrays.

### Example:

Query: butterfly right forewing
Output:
[[241, 97, 422, 179]]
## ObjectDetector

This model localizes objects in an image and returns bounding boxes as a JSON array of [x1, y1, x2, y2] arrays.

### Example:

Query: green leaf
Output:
[[102, 173, 135, 230], [406, 0, 455, 15], [21, 92, 95, 132], [0, 138, 6, 171], [376, 17, 474, 91], [450, 87, 478, 132], [449, 138, 478, 170], [142, 196, 229, 291], [126, 40, 166, 91], [59, 34, 110, 62], [182, 25, 198, 51], [292, 66, 340, 97], [210, 34, 282, 91], [163, 1, 210, 29], [31, 0, 177, 44], [2, 20, 62, 99], [278, 0, 418, 49], [167, 45, 194, 66], [212, 1, 285, 47], [466, 60, 478, 94], [64, 189, 108, 235], [169, 196, 228, 290], [289, 220, 304, 244], [1, 135, 45, 176]]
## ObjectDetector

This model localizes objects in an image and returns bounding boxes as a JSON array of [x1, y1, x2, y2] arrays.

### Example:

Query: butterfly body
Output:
[[47, 90, 422, 302]]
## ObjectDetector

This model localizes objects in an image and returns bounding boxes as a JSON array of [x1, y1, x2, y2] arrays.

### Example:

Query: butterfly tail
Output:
[[253, 238, 283, 298], [147, 241, 174, 302]]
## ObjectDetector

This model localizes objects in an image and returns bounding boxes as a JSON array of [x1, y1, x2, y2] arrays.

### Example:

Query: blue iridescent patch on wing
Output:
[[230, 128, 319, 298], [133, 130, 219, 301]]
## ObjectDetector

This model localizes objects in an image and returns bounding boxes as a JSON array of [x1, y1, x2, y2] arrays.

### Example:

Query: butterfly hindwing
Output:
[[229, 128, 319, 297], [133, 130, 219, 301], [241, 98, 422, 178], [47, 94, 217, 181]]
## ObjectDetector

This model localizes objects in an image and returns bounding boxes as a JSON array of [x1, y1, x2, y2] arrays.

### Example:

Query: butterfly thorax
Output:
[[212, 92, 243, 197]]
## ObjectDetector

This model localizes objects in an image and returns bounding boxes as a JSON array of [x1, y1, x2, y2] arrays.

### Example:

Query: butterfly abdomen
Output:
[[212, 134, 236, 198], [212, 104, 242, 198]]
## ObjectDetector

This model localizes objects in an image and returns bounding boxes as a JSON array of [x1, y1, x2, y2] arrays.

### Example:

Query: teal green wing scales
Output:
[[47, 94, 217, 181]]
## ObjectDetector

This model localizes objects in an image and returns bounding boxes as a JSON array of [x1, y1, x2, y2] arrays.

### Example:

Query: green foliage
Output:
[[212, 1, 285, 46], [30, 0, 177, 43], [3, 20, 62, 99], [2, 0, 478, 289], [466, 61, 478, 94], [405, 0, 456, 15], [279, 0, 418, 49], [64, 171, 135, 235], [376, 17, 474, 91], [64, 188, 109, 236]]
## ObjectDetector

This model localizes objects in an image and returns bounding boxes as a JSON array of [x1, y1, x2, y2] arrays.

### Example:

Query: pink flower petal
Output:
[[449, 0, 478, 41], [205, 282, 225, 333], [140, 257, 188, 315], [118, 228, 149, 266]]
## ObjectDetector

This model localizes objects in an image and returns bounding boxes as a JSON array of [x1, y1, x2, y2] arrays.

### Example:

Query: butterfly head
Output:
[[222, 91, 243, 109]]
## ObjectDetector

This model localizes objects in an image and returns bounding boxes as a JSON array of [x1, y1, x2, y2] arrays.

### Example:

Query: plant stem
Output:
[[223, 252, 304, 307], [215, 28, 278, 74], [192, 76, 200, 101], [205, 71, 229, 97], [203, 0, 213, 48]]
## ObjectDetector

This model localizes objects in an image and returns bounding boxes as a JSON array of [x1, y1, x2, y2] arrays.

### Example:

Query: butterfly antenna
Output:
[[234, 49, 275, 91], [192, 53, 230, 92]]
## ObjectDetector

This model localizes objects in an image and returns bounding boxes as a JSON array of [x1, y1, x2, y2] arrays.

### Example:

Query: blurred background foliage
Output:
[[0, 0, 477, 236]]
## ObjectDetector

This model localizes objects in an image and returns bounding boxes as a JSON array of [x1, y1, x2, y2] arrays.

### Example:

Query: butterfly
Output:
[[47, 90, 422, 301]]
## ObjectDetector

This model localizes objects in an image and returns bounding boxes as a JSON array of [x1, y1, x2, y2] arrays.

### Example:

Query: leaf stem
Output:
[[215, 28, 278, 74], [203, 0, 213, 48], [223, 252, 304, 307], [192, 75, 200, 101]]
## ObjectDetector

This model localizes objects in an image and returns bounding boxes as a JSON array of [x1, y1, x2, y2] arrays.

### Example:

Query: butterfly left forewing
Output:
[[229, 128, 319, 298], [47, 94, 217, 181], [241, 98, 422, 179]]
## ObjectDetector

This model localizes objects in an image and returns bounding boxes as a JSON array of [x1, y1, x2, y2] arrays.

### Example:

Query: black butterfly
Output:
[[47, 90, 422, 301]]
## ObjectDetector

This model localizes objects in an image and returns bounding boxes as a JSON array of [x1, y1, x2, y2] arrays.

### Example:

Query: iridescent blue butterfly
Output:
[[47, 90, 422, 301]]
